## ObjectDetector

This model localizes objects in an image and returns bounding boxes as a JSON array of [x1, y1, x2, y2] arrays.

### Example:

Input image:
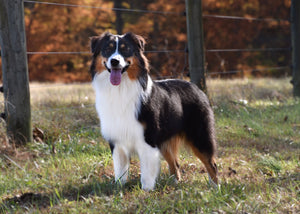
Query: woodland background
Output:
[[0, 0, 292, 82]]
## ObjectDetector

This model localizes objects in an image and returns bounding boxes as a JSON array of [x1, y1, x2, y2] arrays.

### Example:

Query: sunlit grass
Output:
[[0, 78, 299, 213]]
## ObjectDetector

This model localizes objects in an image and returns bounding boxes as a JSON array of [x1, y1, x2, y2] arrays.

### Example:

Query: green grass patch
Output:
[[0, 78, 299, 213]]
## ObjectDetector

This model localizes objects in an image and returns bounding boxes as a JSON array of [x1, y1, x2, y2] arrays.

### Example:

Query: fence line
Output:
[[23, 0, 181, 15], [24, 0, 290, 23], [21, 0, 292, 82], [23, 65, 290, 91], [26, 47, 290, 55], [203, 14, 289, 23], [26, 50, 186, 55], [27, 51, 90, 55], [208, 66, 290, 76], [206, 48, 291, 53]]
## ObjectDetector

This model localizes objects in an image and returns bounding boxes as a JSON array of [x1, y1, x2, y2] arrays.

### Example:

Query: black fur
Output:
[[138, 79, 216, 156]]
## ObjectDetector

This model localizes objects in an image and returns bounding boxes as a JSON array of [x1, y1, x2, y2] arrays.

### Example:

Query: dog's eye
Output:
[[119, 44, 132, 57], [102, 48, 114, 57], [102, 43, 116, 57]]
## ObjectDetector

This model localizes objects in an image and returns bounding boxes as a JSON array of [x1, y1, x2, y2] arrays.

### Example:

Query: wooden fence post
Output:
[[0, 0, 32, 145], [185, 0, 207, 92], [291, 0, 300, 97], [114, 0, 124, 34]]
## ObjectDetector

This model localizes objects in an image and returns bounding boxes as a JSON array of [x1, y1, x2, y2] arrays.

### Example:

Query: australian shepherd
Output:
[[89, 32, 218, 190]]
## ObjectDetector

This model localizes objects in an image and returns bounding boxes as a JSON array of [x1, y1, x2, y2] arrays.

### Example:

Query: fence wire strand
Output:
[[206, 48, 291, 53], [23, 0, 181, 15], [203, 14, 289, 23], [208, 66, 290, 76], [26, 47, 291, 55], [26, 50, 187, 55]]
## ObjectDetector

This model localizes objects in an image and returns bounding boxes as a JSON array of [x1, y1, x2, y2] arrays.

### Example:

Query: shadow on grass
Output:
[[0, 178, 140, 213], [1, 171, 299, 213], [0, 192, 50, 213]]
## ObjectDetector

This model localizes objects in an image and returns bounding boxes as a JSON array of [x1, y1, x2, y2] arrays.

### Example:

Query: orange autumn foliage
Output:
[[0, 0, 291, 82]]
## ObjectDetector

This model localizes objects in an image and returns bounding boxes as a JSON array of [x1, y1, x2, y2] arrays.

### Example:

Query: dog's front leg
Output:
[[112, 145, 130, 185], [137, 143, 161, 191]]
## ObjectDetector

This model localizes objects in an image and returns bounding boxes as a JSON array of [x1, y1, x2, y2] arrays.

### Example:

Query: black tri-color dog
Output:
[[90, 32, 218, 190]]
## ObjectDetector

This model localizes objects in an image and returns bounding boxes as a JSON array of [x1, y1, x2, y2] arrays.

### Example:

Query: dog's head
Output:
[[90, 32, 149, 86]]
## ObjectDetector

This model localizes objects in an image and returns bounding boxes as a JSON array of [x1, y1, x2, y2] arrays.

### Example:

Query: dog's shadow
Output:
[[0, 178, 140, 213], [0, 172, 223, 213]]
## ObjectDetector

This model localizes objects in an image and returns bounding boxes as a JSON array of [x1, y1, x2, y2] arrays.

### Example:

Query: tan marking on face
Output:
[[126, 57, 140, 80], [95, 56, 107, 74]]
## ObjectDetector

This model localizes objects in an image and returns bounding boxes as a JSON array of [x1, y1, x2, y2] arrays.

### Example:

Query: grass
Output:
[[0, 78, 299, 213]]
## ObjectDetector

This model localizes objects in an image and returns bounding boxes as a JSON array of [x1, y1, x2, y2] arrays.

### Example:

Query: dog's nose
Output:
[[111, 59, 119, 67]]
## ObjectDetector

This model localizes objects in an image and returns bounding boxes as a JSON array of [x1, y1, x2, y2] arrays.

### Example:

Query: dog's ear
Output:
[[90, 32, 111, 55], [90, 36, 100, 54], [124, 32, 146, 52]]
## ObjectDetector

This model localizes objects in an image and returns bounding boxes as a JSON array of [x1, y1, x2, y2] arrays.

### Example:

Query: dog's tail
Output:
[[185, 99, 218, 184]]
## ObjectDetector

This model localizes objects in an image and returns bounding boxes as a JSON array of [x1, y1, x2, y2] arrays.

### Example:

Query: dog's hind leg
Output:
[[189, 145, 218, 185], [160, 136, 181, 181], [112, 145, 130, 185], [161, 149, 181, 181]]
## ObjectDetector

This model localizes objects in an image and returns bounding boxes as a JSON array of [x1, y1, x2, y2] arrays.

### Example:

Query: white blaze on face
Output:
[[106, 37, 127, 69], [106, 37, 128, 86]]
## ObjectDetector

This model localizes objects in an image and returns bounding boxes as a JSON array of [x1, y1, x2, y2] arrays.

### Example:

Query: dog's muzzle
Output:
[[105, 59, 130, 86]]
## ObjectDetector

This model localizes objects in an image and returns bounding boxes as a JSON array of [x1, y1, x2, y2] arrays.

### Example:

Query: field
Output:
[[0, 78, 299, 213]]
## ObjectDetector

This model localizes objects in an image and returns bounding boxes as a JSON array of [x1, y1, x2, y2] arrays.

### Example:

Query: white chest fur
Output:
[[92, 71, 145, 152], [92, 70, 161, 190]]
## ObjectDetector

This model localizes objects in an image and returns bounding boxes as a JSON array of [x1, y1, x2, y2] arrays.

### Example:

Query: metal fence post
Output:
[[185, 0, 207, 92], [0, 0, 32, 145], [291, 0, 300, 97]]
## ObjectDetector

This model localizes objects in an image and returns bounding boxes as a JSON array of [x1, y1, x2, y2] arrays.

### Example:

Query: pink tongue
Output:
[[110, 69, 122, 85]]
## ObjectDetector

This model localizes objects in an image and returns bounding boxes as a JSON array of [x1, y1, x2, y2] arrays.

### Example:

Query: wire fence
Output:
[[23, 0, 290, 22], [0, 1, 291, 96], [21, 0, 291, 83]]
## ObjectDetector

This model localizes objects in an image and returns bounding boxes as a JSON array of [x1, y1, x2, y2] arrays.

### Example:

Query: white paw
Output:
[[141, 177, 156, 191]]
